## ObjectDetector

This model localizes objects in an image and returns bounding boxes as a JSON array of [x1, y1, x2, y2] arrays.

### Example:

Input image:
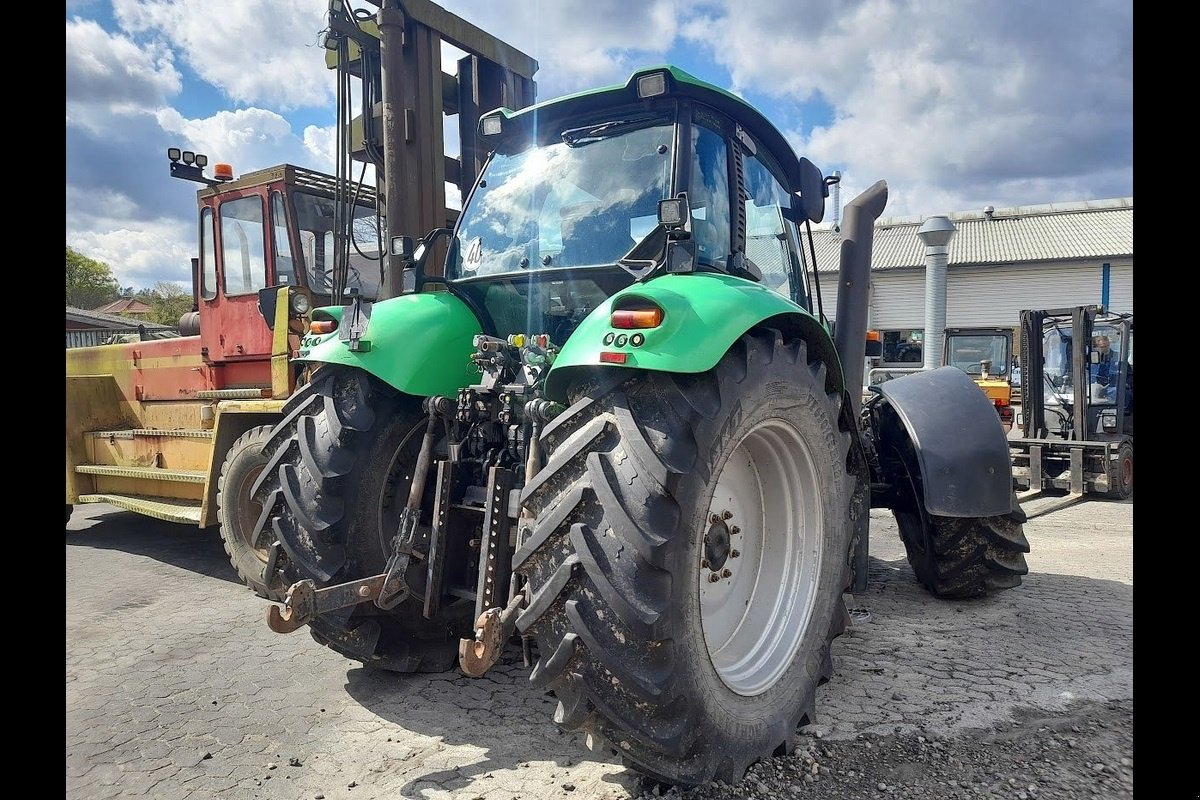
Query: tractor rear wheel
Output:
[[516, 329, 856, 786], [250, 366, 472, 672], [216, 425, 286, 600], [892, 432, 1030, 598]]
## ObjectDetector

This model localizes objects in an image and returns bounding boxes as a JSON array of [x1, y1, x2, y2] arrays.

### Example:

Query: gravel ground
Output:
[[629, 697, 1132, 800]]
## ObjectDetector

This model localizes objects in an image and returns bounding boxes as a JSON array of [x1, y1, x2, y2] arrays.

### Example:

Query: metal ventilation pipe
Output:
[[916, 215, 956, 370]]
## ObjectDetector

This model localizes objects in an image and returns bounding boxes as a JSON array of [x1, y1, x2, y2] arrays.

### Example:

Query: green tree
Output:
[[140, 282, 194, 326], [66, 246, 120, 309]]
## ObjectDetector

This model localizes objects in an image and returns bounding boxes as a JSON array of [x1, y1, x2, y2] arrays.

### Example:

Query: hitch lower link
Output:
[[265, 507, 426, 635]]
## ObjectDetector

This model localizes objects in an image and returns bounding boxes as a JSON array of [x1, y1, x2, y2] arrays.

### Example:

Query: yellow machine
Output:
[[943, 327, 1015, 430]]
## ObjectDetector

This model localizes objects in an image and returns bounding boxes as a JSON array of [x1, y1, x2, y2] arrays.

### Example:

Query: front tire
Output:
[[250, 366, 472, 672], [216, 425, 285, 600], [516, 329, 855, 786], [1107, 441, 1133, 499]]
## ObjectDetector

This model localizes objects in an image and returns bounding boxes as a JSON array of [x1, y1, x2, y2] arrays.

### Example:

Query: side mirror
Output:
[[408, 227, 454, 291], [390, 235, 414, 261], [793, 158, 828, 223]]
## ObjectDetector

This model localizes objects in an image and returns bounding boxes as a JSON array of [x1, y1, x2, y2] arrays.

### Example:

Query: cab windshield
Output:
[[946, 334, 1010, 377], [448, 115, 674, 280], [291, 190, 382, 300]]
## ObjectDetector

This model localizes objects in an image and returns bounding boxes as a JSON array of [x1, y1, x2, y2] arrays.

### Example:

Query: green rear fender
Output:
[[545, 272, 832, 401], [297, 292, 483, 397]]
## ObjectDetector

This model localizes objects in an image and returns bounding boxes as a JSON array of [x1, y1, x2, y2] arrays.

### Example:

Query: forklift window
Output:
[[219, 196, 268, 296], [200, 207, 217, 301]]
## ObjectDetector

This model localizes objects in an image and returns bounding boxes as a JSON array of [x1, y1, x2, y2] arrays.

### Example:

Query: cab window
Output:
[[220, 195, 268, 296], [743, 152, 806, 306]]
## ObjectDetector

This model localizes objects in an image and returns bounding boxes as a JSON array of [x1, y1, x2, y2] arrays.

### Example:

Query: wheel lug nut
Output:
[[730, 550, 740, 558], [710, 514, 721, 524], [731, 526, 740, 535], [722, 510, 733, 520], [708, 573, 721, 583], [700, 558, 710, 568], [722, 569, 732, 578]]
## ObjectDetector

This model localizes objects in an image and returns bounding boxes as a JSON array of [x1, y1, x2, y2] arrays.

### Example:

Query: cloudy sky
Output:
[[66, 0, 1132, 292]]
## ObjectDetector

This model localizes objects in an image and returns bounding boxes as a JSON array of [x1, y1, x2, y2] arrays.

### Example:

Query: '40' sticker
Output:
[[464, 236, 483, 272]]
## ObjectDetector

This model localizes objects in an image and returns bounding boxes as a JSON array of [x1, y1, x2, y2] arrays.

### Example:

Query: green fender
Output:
[[296, 292, 483, 397], [545, 272, 832, 401]]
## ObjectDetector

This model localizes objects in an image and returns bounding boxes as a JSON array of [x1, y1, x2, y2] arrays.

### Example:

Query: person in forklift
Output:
[[1090, 334, 1119, 401]]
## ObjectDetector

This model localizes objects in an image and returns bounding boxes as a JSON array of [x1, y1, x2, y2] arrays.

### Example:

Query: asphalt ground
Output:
[[66, 492, 1132, 800]]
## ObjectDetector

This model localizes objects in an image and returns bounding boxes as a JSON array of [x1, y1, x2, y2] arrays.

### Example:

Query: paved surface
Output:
[[66, 494, 1132, 800]]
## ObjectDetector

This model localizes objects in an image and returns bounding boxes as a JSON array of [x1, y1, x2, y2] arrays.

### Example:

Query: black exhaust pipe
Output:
[[833, 180, 888, 414]]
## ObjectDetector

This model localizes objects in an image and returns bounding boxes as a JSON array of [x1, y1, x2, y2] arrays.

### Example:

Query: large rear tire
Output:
[[250, 366, 472, 672], [216, 425, 286, 600], [516, 329, 856, 786]]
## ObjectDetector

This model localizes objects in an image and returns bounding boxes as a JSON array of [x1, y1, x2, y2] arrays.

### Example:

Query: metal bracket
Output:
[[376, 506, 424, 610]]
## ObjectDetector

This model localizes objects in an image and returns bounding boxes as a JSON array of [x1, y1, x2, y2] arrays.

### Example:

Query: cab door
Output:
[[201, 190, 274, 362]]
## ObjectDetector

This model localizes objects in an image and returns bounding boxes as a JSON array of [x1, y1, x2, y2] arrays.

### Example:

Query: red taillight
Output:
[[599, 351, 628, 364], [611, 307, 663, 329], [310, 320, 337, 334]]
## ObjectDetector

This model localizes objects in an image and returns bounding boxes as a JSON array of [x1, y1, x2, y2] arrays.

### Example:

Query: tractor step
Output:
[[91, 428, 214, 440], [75, 494, 202, 524], [75, 464, 206, 483], [196, 387, 271, 399]]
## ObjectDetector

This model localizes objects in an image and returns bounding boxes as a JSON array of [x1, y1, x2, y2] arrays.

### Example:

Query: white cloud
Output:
[[68, 218, 195, 291], [437, 0, 685, 97], [155, 106, 311, 174], [112, 0, 334, 110], [684, 0, 1132, 218], [66, 18, 181, 132]]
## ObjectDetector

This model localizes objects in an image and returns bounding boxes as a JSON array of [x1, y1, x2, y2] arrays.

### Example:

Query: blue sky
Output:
[[66, 0, 1133, 292]]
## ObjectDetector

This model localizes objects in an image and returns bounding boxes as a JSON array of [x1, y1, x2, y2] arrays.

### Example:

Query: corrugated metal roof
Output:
[[66, 306, 173, 329], [810, 197, 1132, 272]]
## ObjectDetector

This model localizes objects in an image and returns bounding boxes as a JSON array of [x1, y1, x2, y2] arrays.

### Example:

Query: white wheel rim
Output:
[[700, 418, 824, 696]]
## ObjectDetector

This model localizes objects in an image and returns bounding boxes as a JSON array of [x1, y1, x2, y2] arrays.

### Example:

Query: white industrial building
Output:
[[809, 197, 1133, 364]]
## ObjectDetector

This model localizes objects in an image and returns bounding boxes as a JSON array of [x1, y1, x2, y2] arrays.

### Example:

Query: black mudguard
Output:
[[874, 366, 1012, 518]]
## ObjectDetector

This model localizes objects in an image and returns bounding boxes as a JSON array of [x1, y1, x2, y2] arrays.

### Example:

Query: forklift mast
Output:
[[322, 0, 537, 298]]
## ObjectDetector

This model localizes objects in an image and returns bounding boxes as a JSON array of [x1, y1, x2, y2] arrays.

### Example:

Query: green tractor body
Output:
[[255, 63, 1028, 786]]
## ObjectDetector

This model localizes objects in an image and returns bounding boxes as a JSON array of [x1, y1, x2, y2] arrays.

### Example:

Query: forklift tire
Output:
[[892, 437, 1030, 599], [1107, 442, 1133, 500], [249, 365, 472, 672], [516, 329, 855, 787], [216, 425, 287, 600]]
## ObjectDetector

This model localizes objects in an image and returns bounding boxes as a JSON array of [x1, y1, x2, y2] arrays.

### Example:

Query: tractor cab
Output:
[[398, 66, 828, 363]]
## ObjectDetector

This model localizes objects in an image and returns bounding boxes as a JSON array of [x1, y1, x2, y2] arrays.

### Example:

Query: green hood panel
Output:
[[297, 292, 483, 397], [544, 273, 821, 401]]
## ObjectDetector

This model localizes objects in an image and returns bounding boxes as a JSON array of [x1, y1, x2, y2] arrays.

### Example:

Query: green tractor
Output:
[[254, 65, 1029, 785]]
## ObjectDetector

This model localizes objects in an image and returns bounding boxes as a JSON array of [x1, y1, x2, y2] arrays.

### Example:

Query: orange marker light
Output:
[[611, 307, 664, 329], [310, 320, 337, 334], [213, 163, 234, 181], [599, 351, 628, 364]]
